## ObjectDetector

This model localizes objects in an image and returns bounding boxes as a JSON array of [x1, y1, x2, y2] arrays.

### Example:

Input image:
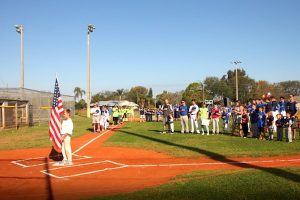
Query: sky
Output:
[[1, 0, 299, 96]]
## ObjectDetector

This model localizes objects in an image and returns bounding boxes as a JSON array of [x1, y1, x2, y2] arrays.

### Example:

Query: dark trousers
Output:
[[277, 127, 283, 141], [242, 123, 248, 137]]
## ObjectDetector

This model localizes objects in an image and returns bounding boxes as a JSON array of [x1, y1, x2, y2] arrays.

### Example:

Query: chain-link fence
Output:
[[0, 88, 74, 129]]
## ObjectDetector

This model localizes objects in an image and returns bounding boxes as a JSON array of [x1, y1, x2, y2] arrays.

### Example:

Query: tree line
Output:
[[74, 68, 300, 109]]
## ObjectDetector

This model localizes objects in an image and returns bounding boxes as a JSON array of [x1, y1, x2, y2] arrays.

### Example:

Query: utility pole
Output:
[[86, 24, 95, 118], [233, 60, 241, 101], [15, 25, 24, 89]]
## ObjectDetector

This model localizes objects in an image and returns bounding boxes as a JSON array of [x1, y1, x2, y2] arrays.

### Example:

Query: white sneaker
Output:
[[196, 130, 200, 134], [202, 133, 205, 135], [65, 161, 73, 166], [53, 161, 65, 166]]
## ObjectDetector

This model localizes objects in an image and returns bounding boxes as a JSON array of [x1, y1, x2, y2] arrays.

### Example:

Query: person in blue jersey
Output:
[[221, 107, 230, 134], [257, 107, 266, 140], [189, 99, 200, 134], [179, 100, 189, 133], [277, 96, 287, 117]]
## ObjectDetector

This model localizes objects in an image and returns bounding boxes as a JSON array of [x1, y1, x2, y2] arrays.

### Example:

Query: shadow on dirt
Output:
[[118, 129, 300, 183]]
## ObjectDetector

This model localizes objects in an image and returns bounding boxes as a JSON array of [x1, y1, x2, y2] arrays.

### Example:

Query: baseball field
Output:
[[1, 117, 300, 200]]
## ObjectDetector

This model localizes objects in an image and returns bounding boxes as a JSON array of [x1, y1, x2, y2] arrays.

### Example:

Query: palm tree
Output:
[[116, 89, 124, 101], [74, 87, 86, 102]]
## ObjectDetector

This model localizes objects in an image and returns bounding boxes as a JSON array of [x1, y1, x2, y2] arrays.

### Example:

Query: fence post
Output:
[[15, 102, 18, 129], [2, 101, 8, 128]]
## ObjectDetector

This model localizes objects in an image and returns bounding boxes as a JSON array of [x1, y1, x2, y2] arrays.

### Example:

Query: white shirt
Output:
[[91, 107, 101, 116], [189, 104, 199, 115], [61, 118, 73, 135]]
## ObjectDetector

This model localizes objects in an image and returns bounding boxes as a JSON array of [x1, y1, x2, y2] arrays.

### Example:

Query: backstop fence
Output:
[[0, 88, 74, 130]]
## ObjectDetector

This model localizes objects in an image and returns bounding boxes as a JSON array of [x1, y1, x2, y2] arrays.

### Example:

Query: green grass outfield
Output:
[[104, 121, 300, 158], [92, 168, 300, 200], [98, 121, 300, 200], [0, 115, 91, 150]]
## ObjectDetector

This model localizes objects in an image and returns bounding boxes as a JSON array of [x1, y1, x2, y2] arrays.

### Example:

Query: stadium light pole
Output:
[[86, 24, 95, 118], [233, 60, 241, 101], [15, 25, 24, 89]]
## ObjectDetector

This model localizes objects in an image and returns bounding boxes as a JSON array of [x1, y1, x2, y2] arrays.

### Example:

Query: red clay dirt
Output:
[[1, 124, 300, 200]]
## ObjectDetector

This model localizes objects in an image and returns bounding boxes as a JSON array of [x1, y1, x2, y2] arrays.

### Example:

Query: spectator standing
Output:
[[189, 99, 200, 134], [249, 104, 259, 138], [284, 112, 293, 143], [276, 114, 284, 141], [162, 99, 173, 133], [179, 100, 189, 133], [139, 106, 146, 122], [200, 103, 210, 135], [277, 97, 287, 117], [91, 104, 101, 133], [221, 107, 230, 134], [257, 107, 266, 140], [287, 94, 297, 117], [266, 111, 274, 140], [174, 104, 180, 121], [211, 104, 221, 134], [241, 109, 249, 138]]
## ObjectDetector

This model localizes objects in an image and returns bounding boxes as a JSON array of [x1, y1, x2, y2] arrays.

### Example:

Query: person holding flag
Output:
[[49, 78, 73, 166]]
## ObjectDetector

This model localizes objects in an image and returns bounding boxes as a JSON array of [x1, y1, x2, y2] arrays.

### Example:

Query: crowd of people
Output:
[[90, 104, 135, 132], [140, 95, 299, 142]]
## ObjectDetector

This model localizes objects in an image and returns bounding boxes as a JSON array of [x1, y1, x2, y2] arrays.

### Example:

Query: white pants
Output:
[[170, 123, 174, 132], [62, 135, 72, 162], [190, 115, 199, 132], [212, 118, 220, 134]]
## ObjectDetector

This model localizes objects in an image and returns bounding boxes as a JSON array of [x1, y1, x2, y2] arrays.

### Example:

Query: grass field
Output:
[[92, 168, 300, 200], [104, 121, 300, 158], [0, 115, 91, 150]]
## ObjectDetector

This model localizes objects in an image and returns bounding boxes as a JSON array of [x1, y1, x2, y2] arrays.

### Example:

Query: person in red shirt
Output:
[[211, 104, 221, 134], [241, 109, 249, 138]]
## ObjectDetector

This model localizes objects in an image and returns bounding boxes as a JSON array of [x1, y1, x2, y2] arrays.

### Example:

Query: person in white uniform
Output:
[[54, 109, 73, 166], [189, 99, 200, 133]]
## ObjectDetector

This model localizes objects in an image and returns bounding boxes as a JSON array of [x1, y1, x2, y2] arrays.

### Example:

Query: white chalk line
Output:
[[73, 125, 117, 154], [40, 158, 300, 179], [11, 154, 92, 168], [40, 160, 128, 179], [11, 125, 118, 168]]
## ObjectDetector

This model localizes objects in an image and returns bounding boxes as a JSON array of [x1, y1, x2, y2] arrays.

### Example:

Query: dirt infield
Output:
[[1, 124, 300, 200]]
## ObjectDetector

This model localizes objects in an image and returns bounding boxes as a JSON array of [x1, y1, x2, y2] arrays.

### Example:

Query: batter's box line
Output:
[[11, 154, 92, 168], [40, 160, 128, 179], [41, 158, 300, 179]]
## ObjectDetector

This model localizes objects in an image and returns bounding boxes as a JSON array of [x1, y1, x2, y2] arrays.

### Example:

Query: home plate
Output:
[[41, 160, 128, 179]]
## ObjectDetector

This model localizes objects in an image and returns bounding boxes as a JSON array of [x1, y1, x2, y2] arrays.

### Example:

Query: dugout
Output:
[[0, 99, 30, 129], [0, 88, 75, 129]]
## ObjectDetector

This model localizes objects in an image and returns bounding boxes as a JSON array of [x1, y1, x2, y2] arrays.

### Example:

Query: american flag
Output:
[[49, 78, 64, 149]]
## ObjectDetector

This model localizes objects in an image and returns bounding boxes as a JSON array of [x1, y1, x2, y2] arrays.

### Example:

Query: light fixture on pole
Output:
[[86, 24, 95, 118], [233, 60, 241, 101], [15, 25, 24, 89]]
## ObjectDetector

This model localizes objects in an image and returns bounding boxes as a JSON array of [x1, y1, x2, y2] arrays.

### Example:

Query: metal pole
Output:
[[86, 32, 91, 118], [20, 26, 24, 89], [233, 60, 241, 101], [86, 24, 95, 118], [235, 64, 238, 101], [202, 82, 205, 102]]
